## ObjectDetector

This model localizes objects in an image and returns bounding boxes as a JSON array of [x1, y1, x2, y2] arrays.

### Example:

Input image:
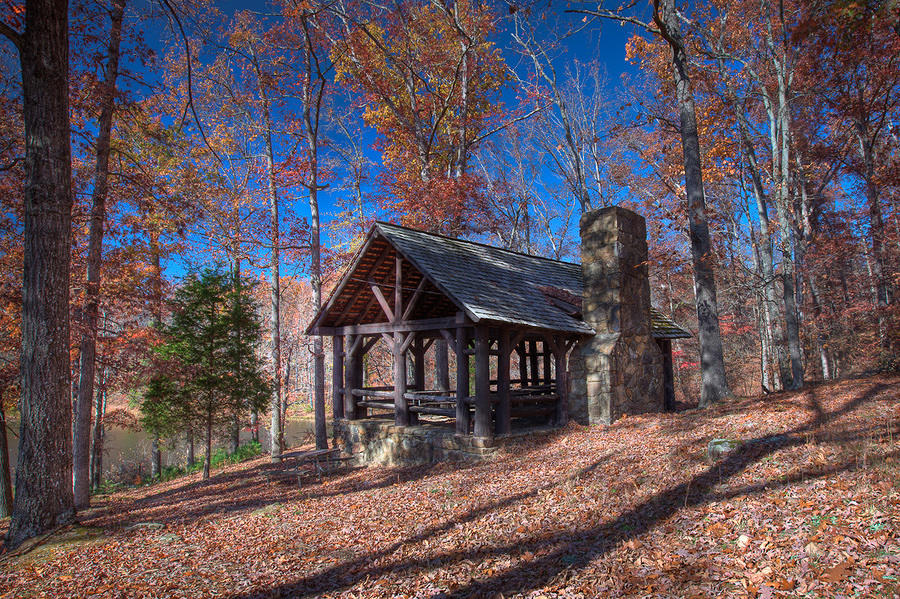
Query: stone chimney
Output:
[[568, 206, 664, 424]]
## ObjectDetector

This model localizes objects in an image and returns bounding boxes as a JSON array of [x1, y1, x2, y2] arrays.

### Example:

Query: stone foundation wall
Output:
[[333, 419, 498, 466]]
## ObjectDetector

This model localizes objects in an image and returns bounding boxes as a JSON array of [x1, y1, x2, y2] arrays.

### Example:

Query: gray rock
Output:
[[707, 439, 742, 462], [157, 533, 181, 544]]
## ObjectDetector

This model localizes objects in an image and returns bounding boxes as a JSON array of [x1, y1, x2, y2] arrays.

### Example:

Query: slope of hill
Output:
[[2, 375, 898, 598]]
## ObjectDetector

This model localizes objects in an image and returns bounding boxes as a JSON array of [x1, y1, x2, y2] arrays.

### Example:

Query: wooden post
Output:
[[474, 325, 493, 439], [455, 325, 470, 434], [436, 339, 450, 392], [410, 336, 425, 425], [413, 336, 425, 390], [554, 338, 569, 425], [495, 329, 511, 435], [543, 340, 552, 385], [393, 332, 409, 426], [344, 334, 361, 419], [517, 342, 527, 387], [529, 339, 540, 387], [332, 336, 344, 419]]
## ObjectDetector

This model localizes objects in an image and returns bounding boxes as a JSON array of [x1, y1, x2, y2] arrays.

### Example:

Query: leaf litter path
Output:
[[1, 375, 898, 598]]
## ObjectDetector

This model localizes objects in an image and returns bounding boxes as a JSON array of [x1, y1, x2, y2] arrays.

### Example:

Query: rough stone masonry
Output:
[[568, 206, 664, 424]]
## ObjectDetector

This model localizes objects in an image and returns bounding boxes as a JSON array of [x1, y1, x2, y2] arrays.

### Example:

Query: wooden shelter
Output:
[[307, 220, 689, 441]]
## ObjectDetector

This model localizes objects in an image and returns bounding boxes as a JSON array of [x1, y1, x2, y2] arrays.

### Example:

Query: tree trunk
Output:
[[717, 53, 791, 391], [5, 0, 76, 549], [203, 413, 212, 480], [754, 300, 771, 392], [150, 435, 161, 479], [250, 409, 258, 443], [0, 392, 14, 518], [231, 260, 242, 456], [653, 0, 730, 406], [230, 416, 239, 455], [89, 367, 106, 491], [295, 18, 328, 451], [186, 428, 194, 469], [150, 237, 163, 477], [259, 79, 283, 462], [73, 0, 126, 510], [858, 130, 892, 351], [282, 344, 291, 429], [773, 76, 803, 389]]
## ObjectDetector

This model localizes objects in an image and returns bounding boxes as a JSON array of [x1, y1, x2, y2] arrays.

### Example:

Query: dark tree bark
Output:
[[652, 0, 731, 406], [2, 0, 76, 549], [73, 0, 126, 510], [230, 416, 240, 455], [0, 392, 13, 518]]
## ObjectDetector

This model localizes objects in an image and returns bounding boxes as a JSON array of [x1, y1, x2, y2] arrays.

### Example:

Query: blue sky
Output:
[[128, 1, 648, 276]]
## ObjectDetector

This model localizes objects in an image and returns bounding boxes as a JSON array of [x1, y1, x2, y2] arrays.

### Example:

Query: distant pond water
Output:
[[5, 418, 327, 484]]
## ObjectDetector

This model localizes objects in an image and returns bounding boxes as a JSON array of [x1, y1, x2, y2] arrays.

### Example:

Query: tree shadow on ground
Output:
[[220, 381, 891, 599], [82, 452, 490, 528]]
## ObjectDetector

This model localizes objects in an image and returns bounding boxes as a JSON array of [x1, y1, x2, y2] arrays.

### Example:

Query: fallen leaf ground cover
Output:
[[1, 374, 898, 598]]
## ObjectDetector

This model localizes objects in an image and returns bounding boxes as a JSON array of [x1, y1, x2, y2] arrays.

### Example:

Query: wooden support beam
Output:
[[529, 339, 540, 387], [510, 330, 526, 353], [315, 315, 465, 337], [455, 325, 470, 435], [495, 329, 511, 435], [361, 336, 379, 354], [344, 334, 362, 419], [351, 389, 394, 398], [411, 336, 425, 425], [413, 336, 426, 390], [422, 337, 435, 353], [409, 405, 455, 417], [473, 325, 493, 439], [436, 338, 450, 392], [369, 280, 395, 322], [401, 276, 427, 321], [393, 331, 409, 426], [332, 336, 344, 419], [543, 339, 552, 385], [438, 328, 458, 356], [348, 334, 363, 356], [400, 331, 416, 354], [517, 342, 527, 390]]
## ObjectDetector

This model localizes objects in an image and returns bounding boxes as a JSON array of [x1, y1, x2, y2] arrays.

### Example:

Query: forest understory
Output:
[[1, 374, 897, 599]]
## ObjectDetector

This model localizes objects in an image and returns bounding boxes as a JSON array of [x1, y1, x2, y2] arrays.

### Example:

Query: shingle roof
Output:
[[372, 222, 691, 339]]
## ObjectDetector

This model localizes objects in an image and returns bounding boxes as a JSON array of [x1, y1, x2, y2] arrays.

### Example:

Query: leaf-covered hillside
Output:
[[2, 375, 897, 598]]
